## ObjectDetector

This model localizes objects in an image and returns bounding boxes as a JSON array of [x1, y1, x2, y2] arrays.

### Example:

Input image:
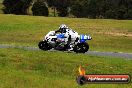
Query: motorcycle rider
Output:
[[55, 24, 79, 50]]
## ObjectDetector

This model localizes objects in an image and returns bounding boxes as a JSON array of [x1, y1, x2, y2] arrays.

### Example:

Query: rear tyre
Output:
[[38, 41, 52, 50], [73, 43, 89, 53]]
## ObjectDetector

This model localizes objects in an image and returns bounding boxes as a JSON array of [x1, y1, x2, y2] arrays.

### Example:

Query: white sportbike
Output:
[[38, 31, 92, 53]]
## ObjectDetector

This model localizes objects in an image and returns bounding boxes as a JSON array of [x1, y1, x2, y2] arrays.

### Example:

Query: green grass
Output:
[[0, 48, 132, 88], [0, 14, 132, 53]]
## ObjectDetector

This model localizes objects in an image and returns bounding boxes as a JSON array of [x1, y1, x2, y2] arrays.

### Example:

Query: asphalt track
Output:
[[0, 45, 132, 59]]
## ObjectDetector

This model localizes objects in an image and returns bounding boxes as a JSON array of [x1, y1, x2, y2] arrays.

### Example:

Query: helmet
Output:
[[59, 24, 68, 33], [59, 24, 68, 29]]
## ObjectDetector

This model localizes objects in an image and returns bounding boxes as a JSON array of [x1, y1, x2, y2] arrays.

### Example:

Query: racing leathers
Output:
[[55, 28, 79, 50]]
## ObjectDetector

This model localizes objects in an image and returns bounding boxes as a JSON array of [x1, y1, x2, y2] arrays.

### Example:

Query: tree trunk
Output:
[[53, 6, 56, 17]]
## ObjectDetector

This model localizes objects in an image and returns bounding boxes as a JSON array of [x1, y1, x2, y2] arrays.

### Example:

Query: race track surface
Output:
[[0, 45, 132, 59]]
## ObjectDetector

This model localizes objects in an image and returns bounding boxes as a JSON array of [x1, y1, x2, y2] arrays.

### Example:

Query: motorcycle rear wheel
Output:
[[73, 43, 89, 53], [38, 41, 52, 50]]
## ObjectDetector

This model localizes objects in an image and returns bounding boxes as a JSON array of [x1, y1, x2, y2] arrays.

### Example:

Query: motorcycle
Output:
[[38, 31, 92, 53]]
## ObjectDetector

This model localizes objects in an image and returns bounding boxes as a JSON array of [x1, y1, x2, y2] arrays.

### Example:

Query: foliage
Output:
[[2, 0, 132, 19], [46, 0, 70, 17], [32, 1, 49, 16], [2, 0, 32, 15], [70, 0, 132, 19]]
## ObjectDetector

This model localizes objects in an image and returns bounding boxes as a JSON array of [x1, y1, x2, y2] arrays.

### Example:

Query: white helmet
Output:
[[59, 24, 68, 29], [58, 24, 68, 33]]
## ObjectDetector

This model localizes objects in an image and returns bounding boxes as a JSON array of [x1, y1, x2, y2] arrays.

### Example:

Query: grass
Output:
[[0, 48, 132, 88], [0, 14, 132, 53]]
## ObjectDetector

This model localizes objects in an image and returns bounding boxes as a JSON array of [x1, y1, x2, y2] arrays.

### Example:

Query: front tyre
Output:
[[73, 43, 89, 53], [38, 41, 52, 50]]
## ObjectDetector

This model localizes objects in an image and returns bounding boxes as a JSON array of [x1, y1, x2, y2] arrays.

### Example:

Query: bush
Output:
[[32, 2, 49, 16]]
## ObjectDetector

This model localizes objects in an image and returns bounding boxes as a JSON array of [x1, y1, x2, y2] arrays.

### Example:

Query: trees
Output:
[[70, 2, 85, 18], [70, 0, 132, 19], [55, 0, 69, 17], [32, 1, 49, 16], [46, 0, 70, 17], [3, 0, 32, 15], [2, 0, 132, 19]]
